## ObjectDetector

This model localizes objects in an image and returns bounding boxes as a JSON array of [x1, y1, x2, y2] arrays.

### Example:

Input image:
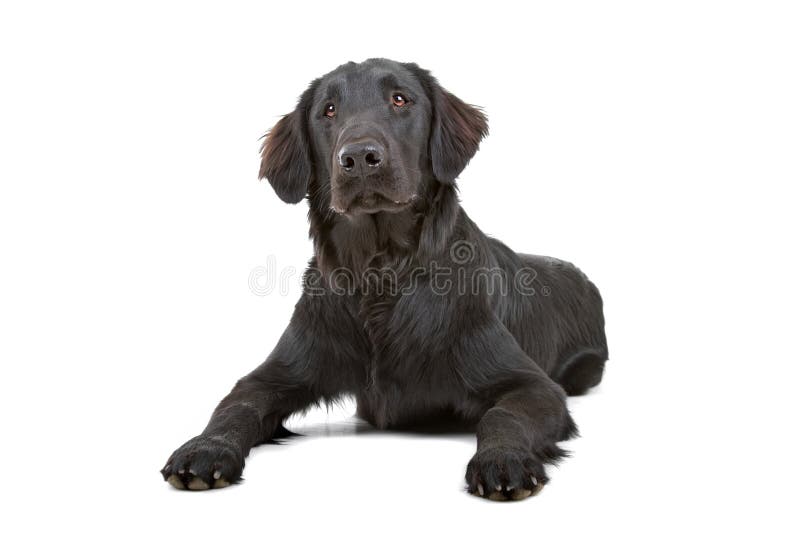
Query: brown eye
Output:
[[392, 94, 408, 107], [324, 103, 336, 118]]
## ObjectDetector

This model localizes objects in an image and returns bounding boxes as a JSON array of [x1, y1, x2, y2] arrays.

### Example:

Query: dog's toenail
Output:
[[213, 470, 221, 480], [477, 483, 484, 496]]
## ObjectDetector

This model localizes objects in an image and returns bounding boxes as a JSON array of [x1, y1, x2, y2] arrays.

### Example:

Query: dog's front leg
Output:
[[161, 294, 365, 490], [461, 330, 577, 501], [466, 374, 576, 500], [160, 357, 313, 490]]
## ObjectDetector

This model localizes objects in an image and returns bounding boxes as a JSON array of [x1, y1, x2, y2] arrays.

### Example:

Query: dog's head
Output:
[[259, 59, 487, 215]]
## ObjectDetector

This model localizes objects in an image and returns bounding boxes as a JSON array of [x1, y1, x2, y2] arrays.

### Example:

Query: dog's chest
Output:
[[355, 274, 464, 428]]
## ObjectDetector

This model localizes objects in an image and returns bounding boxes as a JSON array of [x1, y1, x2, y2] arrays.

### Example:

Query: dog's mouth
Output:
[[332, 191, 416, 215]]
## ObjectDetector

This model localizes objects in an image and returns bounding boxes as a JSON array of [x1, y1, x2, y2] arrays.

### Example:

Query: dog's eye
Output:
[[324, 103, 336, 118], [392, 94, 409, 107]]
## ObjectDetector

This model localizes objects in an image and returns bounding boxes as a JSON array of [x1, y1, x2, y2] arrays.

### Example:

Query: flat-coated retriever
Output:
[[161, 58, 608, 500]]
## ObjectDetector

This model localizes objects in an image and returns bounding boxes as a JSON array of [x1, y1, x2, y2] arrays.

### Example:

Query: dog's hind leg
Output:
[[553, 349, 607, 396]]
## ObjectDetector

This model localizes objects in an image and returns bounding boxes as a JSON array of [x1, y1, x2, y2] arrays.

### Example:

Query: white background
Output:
[[1, 1, 798, 532]]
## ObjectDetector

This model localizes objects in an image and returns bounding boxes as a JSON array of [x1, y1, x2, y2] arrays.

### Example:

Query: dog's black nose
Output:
[[338, 140, 385, 173]]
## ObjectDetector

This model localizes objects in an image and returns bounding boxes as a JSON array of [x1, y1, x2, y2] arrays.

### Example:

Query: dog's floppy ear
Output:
[[259, 82, 318, 204], [430, 88, 488, 183], [407, 64, 488, 183]]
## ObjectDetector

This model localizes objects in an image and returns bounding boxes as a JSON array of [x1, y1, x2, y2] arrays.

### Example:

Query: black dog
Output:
[[161, 59, 608, 501]]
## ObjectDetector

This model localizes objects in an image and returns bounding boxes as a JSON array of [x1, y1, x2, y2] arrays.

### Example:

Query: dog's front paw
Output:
[[161, 435, 244, 490], [465, 447, 547, 501]]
